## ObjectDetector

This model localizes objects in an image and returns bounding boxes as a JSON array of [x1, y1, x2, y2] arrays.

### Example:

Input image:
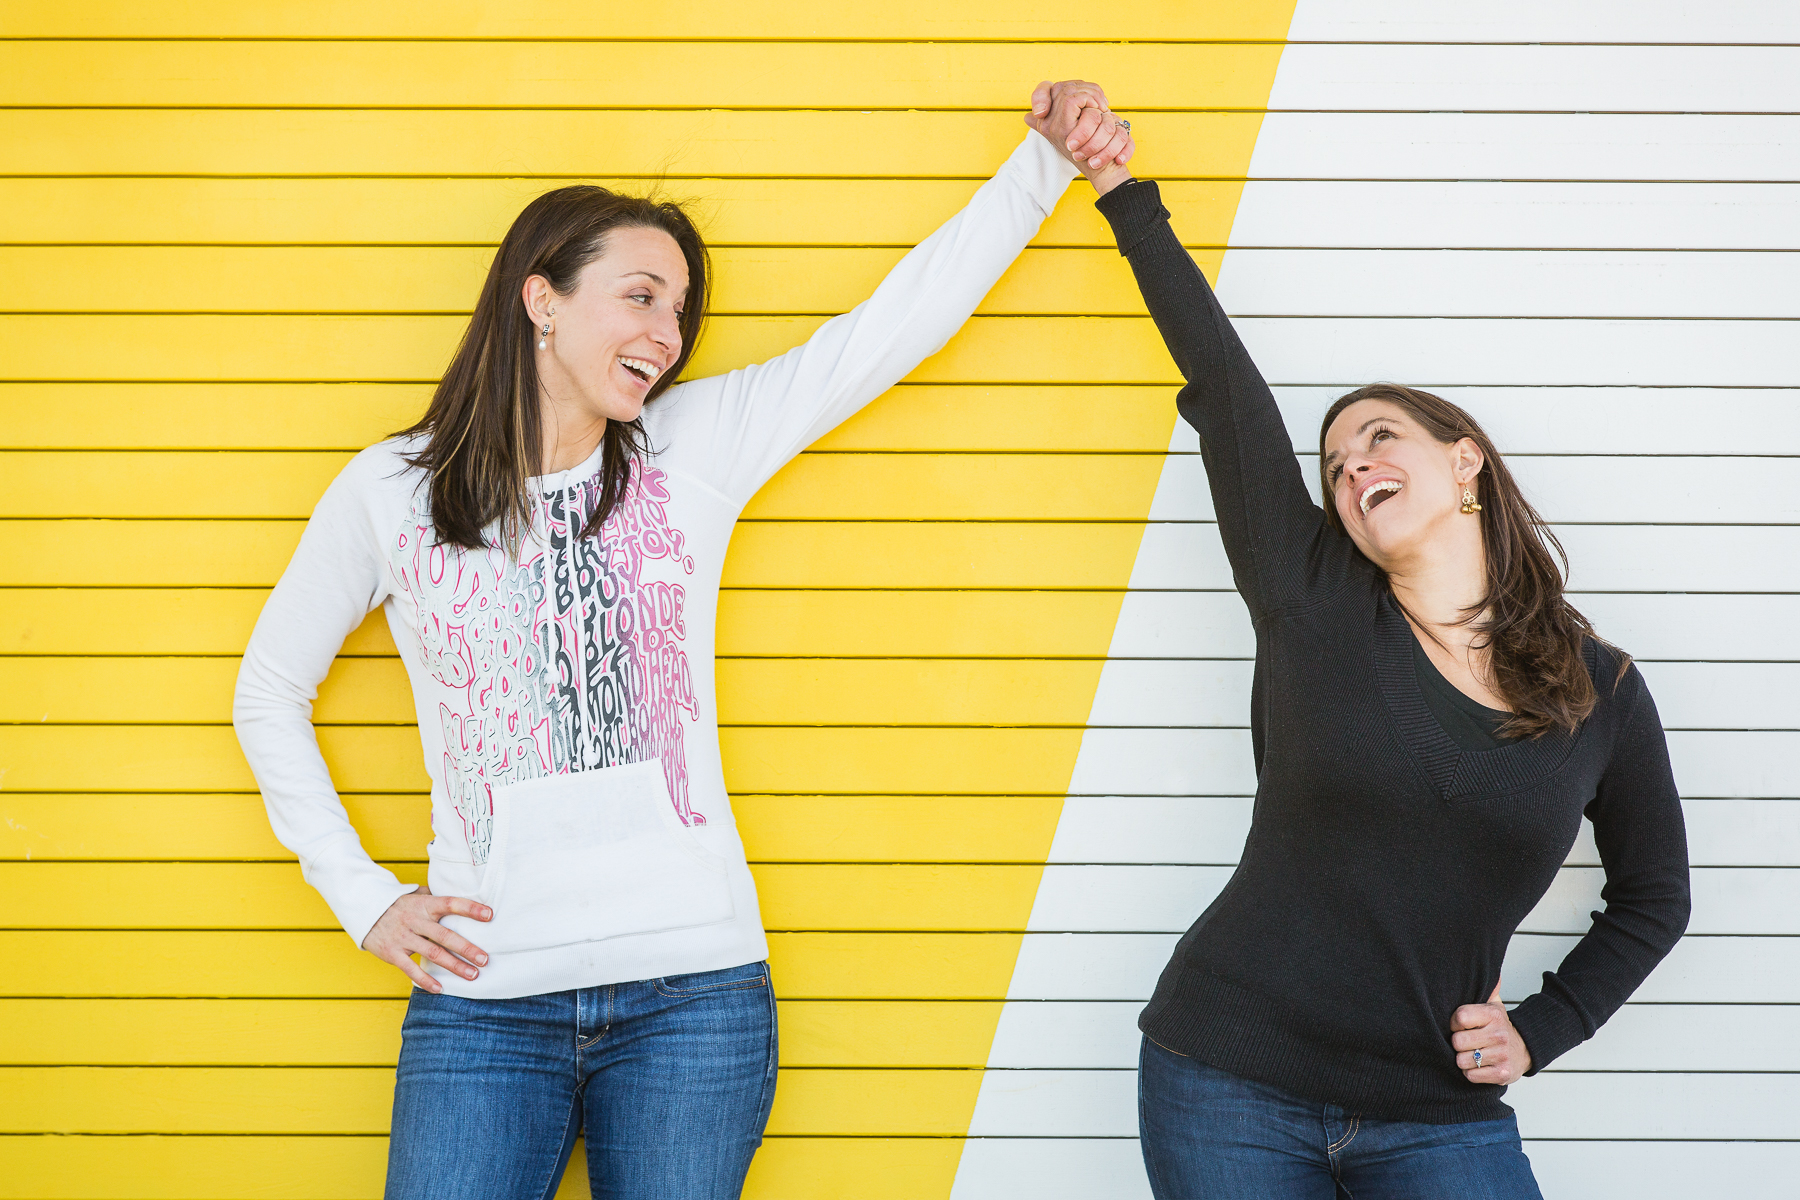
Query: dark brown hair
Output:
[[1319, 383, 1621, 738], [398, 186, 710, 550]]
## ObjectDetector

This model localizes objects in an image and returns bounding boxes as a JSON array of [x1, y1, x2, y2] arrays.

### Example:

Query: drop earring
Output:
[[538, 322, 550, 351], [1460, 488, 1482, 515]]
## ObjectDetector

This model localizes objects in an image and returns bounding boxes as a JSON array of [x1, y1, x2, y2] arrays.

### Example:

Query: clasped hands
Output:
[[1026, 79, 1136, 193]]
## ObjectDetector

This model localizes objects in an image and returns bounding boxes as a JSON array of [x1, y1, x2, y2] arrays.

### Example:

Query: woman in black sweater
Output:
[[1034, 95, 1692, 1198]]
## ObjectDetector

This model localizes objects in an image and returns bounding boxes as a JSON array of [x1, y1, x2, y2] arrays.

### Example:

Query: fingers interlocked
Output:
[[1026, 79, 1134, 172]]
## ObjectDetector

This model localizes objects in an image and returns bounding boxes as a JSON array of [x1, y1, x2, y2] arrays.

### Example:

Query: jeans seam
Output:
[[533, 1094, 583, 1200], [652, 976, 768, 998], [1327, 1113, 1360, 1155]]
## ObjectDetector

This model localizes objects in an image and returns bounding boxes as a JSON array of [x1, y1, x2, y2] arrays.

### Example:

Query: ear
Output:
[[521, 274, 556, 325], [1451, 436, 1485, 484]]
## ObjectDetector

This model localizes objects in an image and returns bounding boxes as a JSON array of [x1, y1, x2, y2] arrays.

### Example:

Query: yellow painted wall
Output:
[[0, 5, 1293, 1196]]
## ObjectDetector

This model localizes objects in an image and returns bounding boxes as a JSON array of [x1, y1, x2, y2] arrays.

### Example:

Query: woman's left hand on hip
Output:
[[1450, 984, 1533, 1085]]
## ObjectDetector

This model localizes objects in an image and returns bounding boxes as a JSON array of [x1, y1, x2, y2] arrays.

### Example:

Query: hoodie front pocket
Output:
[[455, 758, 734, 955]]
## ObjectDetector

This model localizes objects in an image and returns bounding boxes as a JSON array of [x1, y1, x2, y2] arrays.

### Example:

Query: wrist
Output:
[[1087, 165, 1135, 196]]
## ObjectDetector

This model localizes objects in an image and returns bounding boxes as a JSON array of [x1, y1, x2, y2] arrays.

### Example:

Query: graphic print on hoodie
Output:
[[390, 461, 700, 864]]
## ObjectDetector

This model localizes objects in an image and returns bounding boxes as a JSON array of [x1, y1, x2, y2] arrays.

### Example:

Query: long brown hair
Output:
[[399, 186, 710, 550], [1319, 383, 1621, 738]]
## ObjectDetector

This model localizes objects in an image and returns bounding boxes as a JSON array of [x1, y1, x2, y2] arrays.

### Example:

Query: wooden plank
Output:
[[0, 794, 429, 863], [1229, 181, 1800, 250], [1218, 249, 1800, 319], [0, 246, 1172, 318], [0, 1133, 968, 1200], [4, 519, 1790, 594], [952, 1138, 1800, 1200], [1083, 659, 1800, 730], [1, 930, 1028, 999], [1287, 1, 1800, 44], [1525, 1141, 1800, 1200], [0, 723, 1104, 794], [0, 313, 1187, 383], [0, 451, 1170, 521], [16, 450, 1791, 526], [981, 999, 1800, 1073], [0, 1, 1299, 40], [1235, 317, 1798, 388], [0, 998, 1006, 1068], [1507, 934, 1800, 1004], [0, 793, 1066, 864], [0, 40, 1287, 110], [960, 1068, 1800, 1141], [0, 383, 1179, 453], [0, 588, 1129, 658], [0, 1064, 986, 1136], [0, 519, 1155, 588], [0, 178, 1246, 247], [1153, 452, 1799, 525], [1128, 524, 1800, 592], [1109, 590, 1800, 664], [1002, 932, 1800, 1003], [1265, 387, 1800, 456], [1268, 45, 1800, 114], [1248, 113, 1800, 182], [0, 861, 1055, 931], [1067, 725, 1800, 798], [1051, 798, 1800, 870], [0, 109, 1261, 178]]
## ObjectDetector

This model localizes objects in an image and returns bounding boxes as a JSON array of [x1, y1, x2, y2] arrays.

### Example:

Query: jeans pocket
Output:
[[653, 960, 769, 997]]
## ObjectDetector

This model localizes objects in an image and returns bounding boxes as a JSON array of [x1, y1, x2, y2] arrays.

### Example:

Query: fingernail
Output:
[[476, 953, 488, 966]]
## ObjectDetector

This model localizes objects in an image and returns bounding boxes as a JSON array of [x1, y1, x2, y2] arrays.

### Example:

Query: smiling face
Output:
[[527, 224, 690, 428], [1322, 398, 1484, 568]]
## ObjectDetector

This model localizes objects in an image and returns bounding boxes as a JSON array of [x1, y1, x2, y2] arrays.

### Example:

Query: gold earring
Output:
[[1460, 488, 1481, 515]]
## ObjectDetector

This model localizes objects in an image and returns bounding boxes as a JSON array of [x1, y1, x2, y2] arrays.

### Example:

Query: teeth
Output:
[[1359, 479, 1402, 516], [618, 356, 660, 380]]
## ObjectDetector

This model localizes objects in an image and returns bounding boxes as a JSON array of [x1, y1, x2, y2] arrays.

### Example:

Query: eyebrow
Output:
[[620, 271, 668, 286], [1322, 417, 1395, 472]]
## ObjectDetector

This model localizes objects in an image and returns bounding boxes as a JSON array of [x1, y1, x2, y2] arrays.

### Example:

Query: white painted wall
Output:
[[952, 5, 1800, 1196]]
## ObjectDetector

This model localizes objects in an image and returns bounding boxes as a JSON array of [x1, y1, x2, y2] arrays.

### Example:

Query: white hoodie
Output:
[[233, 131, 1077, 999]]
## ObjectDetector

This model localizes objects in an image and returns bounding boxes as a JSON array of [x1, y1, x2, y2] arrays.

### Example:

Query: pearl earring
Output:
[[538, 322, 550, 351]]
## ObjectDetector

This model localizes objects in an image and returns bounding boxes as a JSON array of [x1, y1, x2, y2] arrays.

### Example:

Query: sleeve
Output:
[[660, 129, 1078, 505], [232, 448, 420, 948], [1094, 179, 1362, 619], [1508, 666, 1693, 1072]]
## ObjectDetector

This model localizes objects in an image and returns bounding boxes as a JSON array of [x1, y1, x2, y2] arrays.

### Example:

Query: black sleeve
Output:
[[1095, 180, 1361, 619], [1508, 666, 1692, 1072]]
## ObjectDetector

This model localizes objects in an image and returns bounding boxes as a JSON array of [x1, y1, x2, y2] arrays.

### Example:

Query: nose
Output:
[[652, 307, 682, 358]]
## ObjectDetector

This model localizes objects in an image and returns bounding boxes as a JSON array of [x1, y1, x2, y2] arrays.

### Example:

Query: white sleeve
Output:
[[660, 129, 1078, 504], [233, 446, 418, 948]]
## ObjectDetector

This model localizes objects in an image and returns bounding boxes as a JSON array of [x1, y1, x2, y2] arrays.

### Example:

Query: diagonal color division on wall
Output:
[[0, 4, 1295, 1198], [951, 3, 1800, 1197]]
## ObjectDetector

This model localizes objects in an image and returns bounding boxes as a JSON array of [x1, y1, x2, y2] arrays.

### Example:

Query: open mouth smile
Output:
[[1358, 479, 1403, 516], [618, 356, 661, 385]]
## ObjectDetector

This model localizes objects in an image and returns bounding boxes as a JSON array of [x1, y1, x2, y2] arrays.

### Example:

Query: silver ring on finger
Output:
[[1472, 1048, 1483, 1068], [1118, 119, 1131, 133]]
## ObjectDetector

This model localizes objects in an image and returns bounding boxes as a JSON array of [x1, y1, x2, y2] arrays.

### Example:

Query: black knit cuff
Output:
[[1094, 178, 1171, 256], [1507, 991, 1591, 1076]]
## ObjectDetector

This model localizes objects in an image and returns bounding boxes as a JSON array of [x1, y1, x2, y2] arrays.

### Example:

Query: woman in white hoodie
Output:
[[233, 82, 1132, 1200]]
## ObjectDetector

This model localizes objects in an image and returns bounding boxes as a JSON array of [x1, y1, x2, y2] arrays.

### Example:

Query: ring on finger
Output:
[[1472, 1048, 1483, 1068]]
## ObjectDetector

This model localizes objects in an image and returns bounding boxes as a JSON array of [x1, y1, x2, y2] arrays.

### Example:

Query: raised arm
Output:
[[1507, 668, 1692, 1071], [661, 91, 1102, 504], [1093, 179, 1357, 619]]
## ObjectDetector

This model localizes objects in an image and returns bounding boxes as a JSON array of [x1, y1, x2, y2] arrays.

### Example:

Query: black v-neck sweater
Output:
[[1099, 181, 1692, 1124]]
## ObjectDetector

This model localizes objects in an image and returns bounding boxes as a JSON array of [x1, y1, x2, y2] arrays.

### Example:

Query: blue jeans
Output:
[[385, 961, 778, 1200], [1138, 1037, 1543, 1200]]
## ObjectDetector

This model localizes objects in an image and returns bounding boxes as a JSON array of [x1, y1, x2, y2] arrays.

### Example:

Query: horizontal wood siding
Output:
[[0, 5, 1294, 1199]]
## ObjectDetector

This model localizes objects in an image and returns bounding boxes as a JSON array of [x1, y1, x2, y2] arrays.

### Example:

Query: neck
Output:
[[537, 390, 607, 475], [1383, 517, 1488, 638]]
